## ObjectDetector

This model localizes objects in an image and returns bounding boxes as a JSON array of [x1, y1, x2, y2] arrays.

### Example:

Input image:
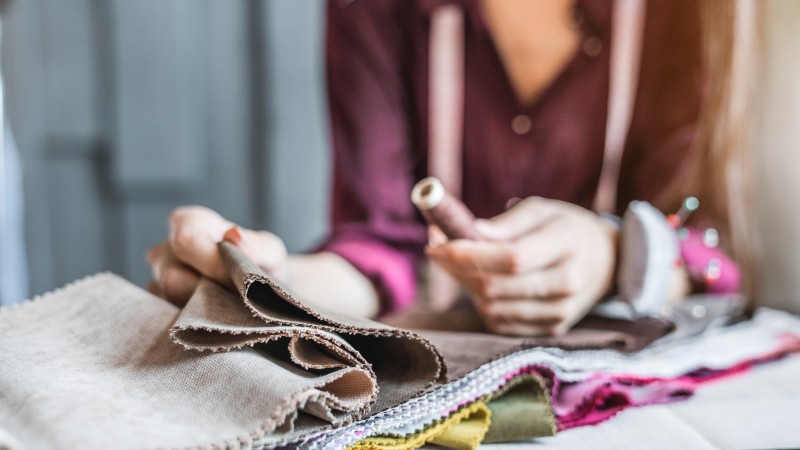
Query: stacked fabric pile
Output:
[[1, 242, 798, 450], [278, 310, 800, 450]]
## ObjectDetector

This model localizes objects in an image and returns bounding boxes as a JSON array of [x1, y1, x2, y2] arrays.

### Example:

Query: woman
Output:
[[148, 0, 753, 336]]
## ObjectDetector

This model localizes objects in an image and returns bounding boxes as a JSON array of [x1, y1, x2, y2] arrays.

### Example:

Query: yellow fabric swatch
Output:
[[428, 403, 492, 450], [348, 401, 491, 450]]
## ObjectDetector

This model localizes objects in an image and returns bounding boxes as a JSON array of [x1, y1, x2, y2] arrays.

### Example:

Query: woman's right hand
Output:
[[147, 206, 288, 307]]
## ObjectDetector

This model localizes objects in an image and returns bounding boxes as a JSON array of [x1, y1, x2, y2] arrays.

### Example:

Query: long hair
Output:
[[666, 0, 760, 299]]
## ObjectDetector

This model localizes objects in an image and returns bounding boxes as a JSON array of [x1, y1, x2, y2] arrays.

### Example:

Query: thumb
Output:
[[223, 226, 288, 274]]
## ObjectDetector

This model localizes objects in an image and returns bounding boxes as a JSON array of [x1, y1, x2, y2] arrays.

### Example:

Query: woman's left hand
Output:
[[426, 197, 617, 336]]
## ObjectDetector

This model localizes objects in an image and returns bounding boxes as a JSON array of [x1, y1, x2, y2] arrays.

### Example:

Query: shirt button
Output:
[[511, 115, 532, 135], [583, 37, 603, 57]]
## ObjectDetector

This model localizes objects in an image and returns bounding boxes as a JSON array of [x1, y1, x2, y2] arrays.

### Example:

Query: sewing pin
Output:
[[667, 196, 699, 229]]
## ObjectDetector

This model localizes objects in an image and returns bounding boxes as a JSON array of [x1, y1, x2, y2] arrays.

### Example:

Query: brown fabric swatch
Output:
[[383, 298, 674, 382], [182, 242, 447, 415]]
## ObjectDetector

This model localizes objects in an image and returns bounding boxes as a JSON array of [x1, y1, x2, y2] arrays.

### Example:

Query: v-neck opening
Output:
[[473, 0, 592, 113]]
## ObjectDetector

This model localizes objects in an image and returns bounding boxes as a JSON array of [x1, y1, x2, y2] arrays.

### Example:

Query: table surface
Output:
[[475, 353, 800, 449]]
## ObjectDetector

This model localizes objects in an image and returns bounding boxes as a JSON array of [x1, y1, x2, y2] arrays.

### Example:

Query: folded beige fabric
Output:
[[1, 272, 352, 449], [0, 242, 445, 449]]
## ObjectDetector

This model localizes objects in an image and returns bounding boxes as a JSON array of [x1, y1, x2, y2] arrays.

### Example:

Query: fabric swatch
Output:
[[482, 374, 557, 443], [1, 273, 321, 449], [279, 310, 800, 449], [349, 401, 490, 450], [551, 333, 800, 429], [427, 404, 490, 450]]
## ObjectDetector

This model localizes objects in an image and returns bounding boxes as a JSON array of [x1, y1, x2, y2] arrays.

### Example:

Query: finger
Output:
[[427, 225, 571, 276], [483, 298, 568, 323], [146, 281, 163, 297], [426, 239, 517, 275], [478, 264, 583, 300], [459, 271, 570, 301], [505, 197, 522, 210], [147, 242, 201, 306], [491, 289, 601, 336], [169, 206, 233, 283], [474, 197, 562, 241], [428, 225, 447, 247], [490, 320, 568, 337], [223, 226, 288, 280], [504, 223, 573, 273], [169, 205, 233, 236], [427, 255, 524, 300], [473, 297, 565, 337]]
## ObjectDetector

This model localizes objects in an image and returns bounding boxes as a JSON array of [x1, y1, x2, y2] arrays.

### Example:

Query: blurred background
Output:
[[1, 0, 331, 301], [1, 0, 800, 314]]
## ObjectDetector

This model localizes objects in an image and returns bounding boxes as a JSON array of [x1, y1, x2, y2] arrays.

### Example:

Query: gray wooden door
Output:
[[3, 0, 330, 296]]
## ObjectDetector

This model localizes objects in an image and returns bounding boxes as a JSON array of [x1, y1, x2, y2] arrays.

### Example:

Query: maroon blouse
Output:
[[320, 0, 705, 313]]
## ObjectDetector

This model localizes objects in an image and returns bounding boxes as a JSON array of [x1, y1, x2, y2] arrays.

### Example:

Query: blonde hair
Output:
[[667, 0, 760, 299]]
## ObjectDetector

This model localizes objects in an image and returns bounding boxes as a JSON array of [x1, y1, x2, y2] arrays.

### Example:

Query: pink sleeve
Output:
[[321, 1, 427, 314]]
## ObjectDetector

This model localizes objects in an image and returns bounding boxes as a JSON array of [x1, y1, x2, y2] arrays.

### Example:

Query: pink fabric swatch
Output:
[[492, 334, 800, 431], [553, 333, 800, 430]]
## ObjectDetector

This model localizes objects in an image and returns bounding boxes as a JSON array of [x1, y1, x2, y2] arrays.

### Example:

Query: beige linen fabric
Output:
[[0, 273, 371, 449]]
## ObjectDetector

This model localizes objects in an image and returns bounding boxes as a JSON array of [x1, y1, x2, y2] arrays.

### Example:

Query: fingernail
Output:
[[428, 225, 446, 246], [506, 197, 522, 210], [429, 235, 445, 247], [424, 245, 438, 257], [223, 226, 247, 245]]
